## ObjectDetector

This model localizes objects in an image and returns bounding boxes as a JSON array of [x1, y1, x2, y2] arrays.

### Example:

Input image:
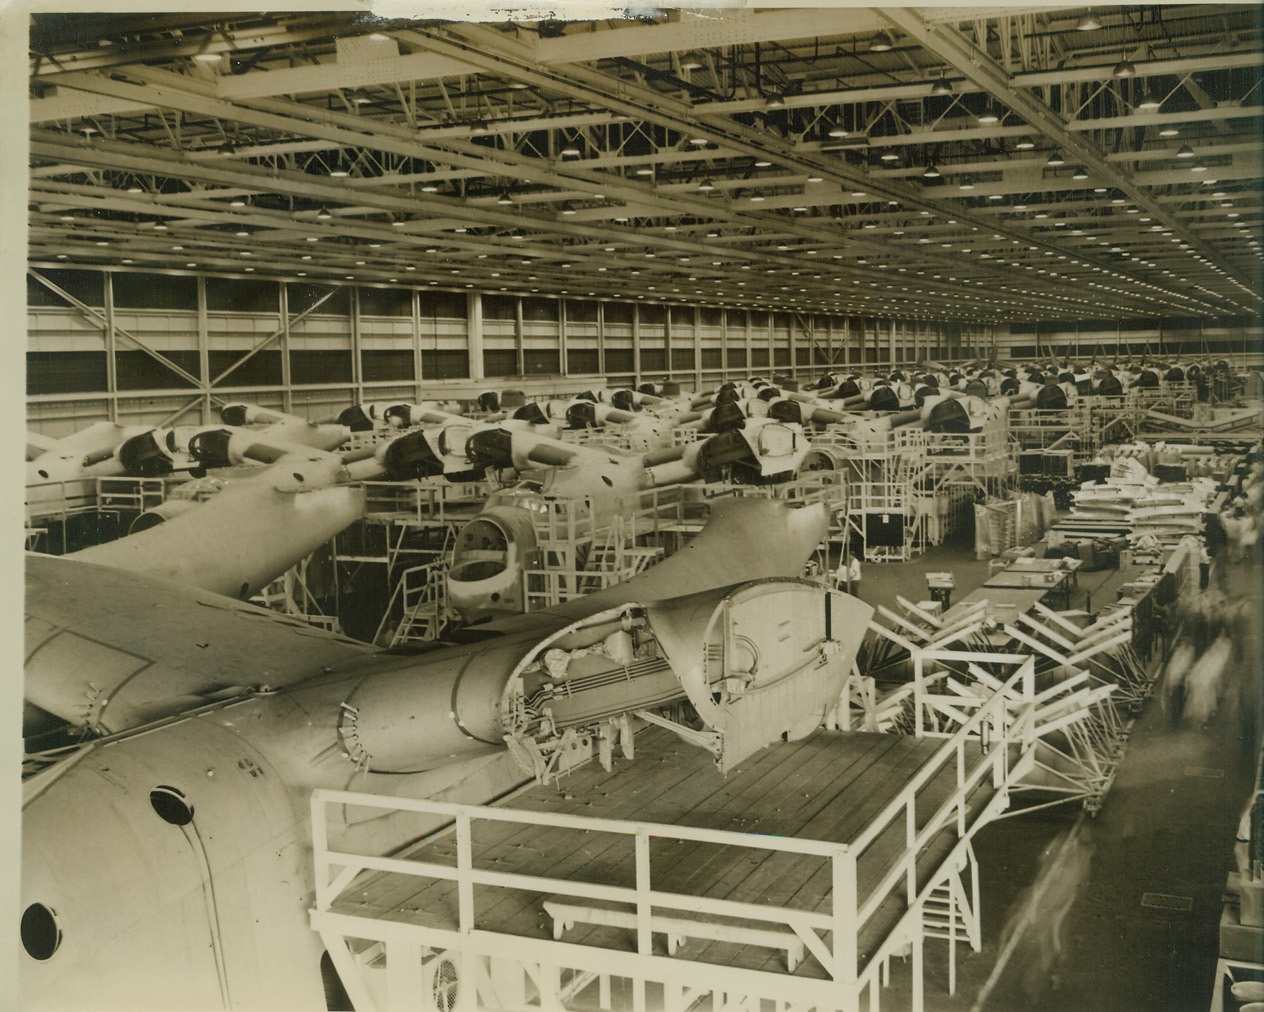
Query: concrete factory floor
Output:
[[858, 539, 1262, 1012]]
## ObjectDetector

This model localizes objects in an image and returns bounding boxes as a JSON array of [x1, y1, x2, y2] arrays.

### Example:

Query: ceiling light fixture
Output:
[[559, 140, 581, 157], [827, 122, 848, 138], [1076, 11, 1102, 31], [923, 164, 941, 178], [976, 107, 1000, 125], [1175, 144, 1195, 158], [1112, 58, 1136, 78], [1072, 166, 1089, 179], [1136, 90, 1162, 111], [764, 92, 786, 110], [868, 31, 894, 52], [1015, 137, 1036, 150], [497, 191, 513, 204], [879, 151, 901, 162], [931, 76, 954, 96], [316, 207, 332, 219], [1159, 125, 1180, 138], [1190, 161, 1208, 173], [1046, 151, 1065, 167], [697, 178, 715, 192], [679, 51, 704, 71]]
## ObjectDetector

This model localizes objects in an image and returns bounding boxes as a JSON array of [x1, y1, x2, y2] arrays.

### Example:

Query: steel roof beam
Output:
[[879, 6, 1255, 291]]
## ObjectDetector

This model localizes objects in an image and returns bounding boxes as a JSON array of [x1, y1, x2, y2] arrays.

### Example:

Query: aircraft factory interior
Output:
[[19, 5, 1264, 1011]]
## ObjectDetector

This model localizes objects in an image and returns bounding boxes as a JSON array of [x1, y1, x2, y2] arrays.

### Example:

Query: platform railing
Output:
[[309, 663, 1037, 1012], [360, 480, 486, 523]]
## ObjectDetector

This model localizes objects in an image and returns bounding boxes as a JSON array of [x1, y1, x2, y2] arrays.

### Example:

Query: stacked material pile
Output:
[[1060, 455, 1220, 546]]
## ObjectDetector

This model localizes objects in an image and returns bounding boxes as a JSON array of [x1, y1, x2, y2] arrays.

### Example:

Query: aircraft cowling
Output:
[[1034, 384, 1069, 409], [336, 403, 376, 431], [187, 429, 235, 469], [512, 401, 549, 426], [923, 397, 972, 433], [377, 430, 446, 479], [868, 386, 903, 412], [465, 427, 516, 470], [115, 429, 175, 477]]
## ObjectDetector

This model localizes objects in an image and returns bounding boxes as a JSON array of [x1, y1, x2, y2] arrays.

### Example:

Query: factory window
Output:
[[750, 311, 768, 329], [20, 904, 60, 961], [206, 277, 277, 314], [604, 302, 634, 325], [421, 349, 469, 379], [483, 349, 518, 377], [358, 287, 412, 317], [751, 347, 770, 368], [523, 349, 560, 374], [773, 347, 791, 367], [150, 785, 194, 826], [288, 283, 349, 317], [208, 349, 282, 388], [639, 304, 665, 326], [640, 347, 667, 372], [670, 306, 694, 328], [567, 348, 600, 374], [28, 268, 104, 307], [361, 350, 413, 383], [291, 350, 352, 385], [700, 307, 723, 328], [604, 348, 634, 374], [671, 347, 695, 371], [701, 348, 723, 369], [567, 300, 598, 324], [424, 291, 467, 319], [482, 294, 516, 320], [728, 346, 747, 368], [523, 298, 557, 323], [27, 351, 107, 394], [112, 272, 198, 310], [115, 350, 201, 390]]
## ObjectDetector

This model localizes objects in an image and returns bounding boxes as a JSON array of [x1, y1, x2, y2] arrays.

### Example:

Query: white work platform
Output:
[[312, 704, 1035, 1012]]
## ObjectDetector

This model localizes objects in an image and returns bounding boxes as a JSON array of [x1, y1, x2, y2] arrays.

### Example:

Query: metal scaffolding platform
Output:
[[309, 664, 1046, 1012]]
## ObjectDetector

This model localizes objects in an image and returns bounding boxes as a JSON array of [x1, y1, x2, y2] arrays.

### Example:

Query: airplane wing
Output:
[[25, 553, 373, 736]]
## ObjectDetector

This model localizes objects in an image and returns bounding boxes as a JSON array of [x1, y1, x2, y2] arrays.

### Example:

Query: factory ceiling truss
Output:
[[26, 6, 1264, 324]]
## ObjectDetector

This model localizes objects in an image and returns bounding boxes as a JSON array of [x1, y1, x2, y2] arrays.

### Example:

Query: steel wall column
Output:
[[558, 298, 569, 377], [596, 301, 606, 378], [103, 271, 117, 422], [513, 296, 524, 377], [412, 289, 424, 396], [693, 305, 702, 389], [196, 275, 211, 422], [467, 291, 485, 382], [632, 302, 641, 381], [350, 287, 363, 404], [279, 281, 292, 414]]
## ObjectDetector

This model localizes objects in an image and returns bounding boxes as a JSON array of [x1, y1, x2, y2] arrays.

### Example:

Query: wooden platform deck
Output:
[[329, 725, 1001, 979]]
